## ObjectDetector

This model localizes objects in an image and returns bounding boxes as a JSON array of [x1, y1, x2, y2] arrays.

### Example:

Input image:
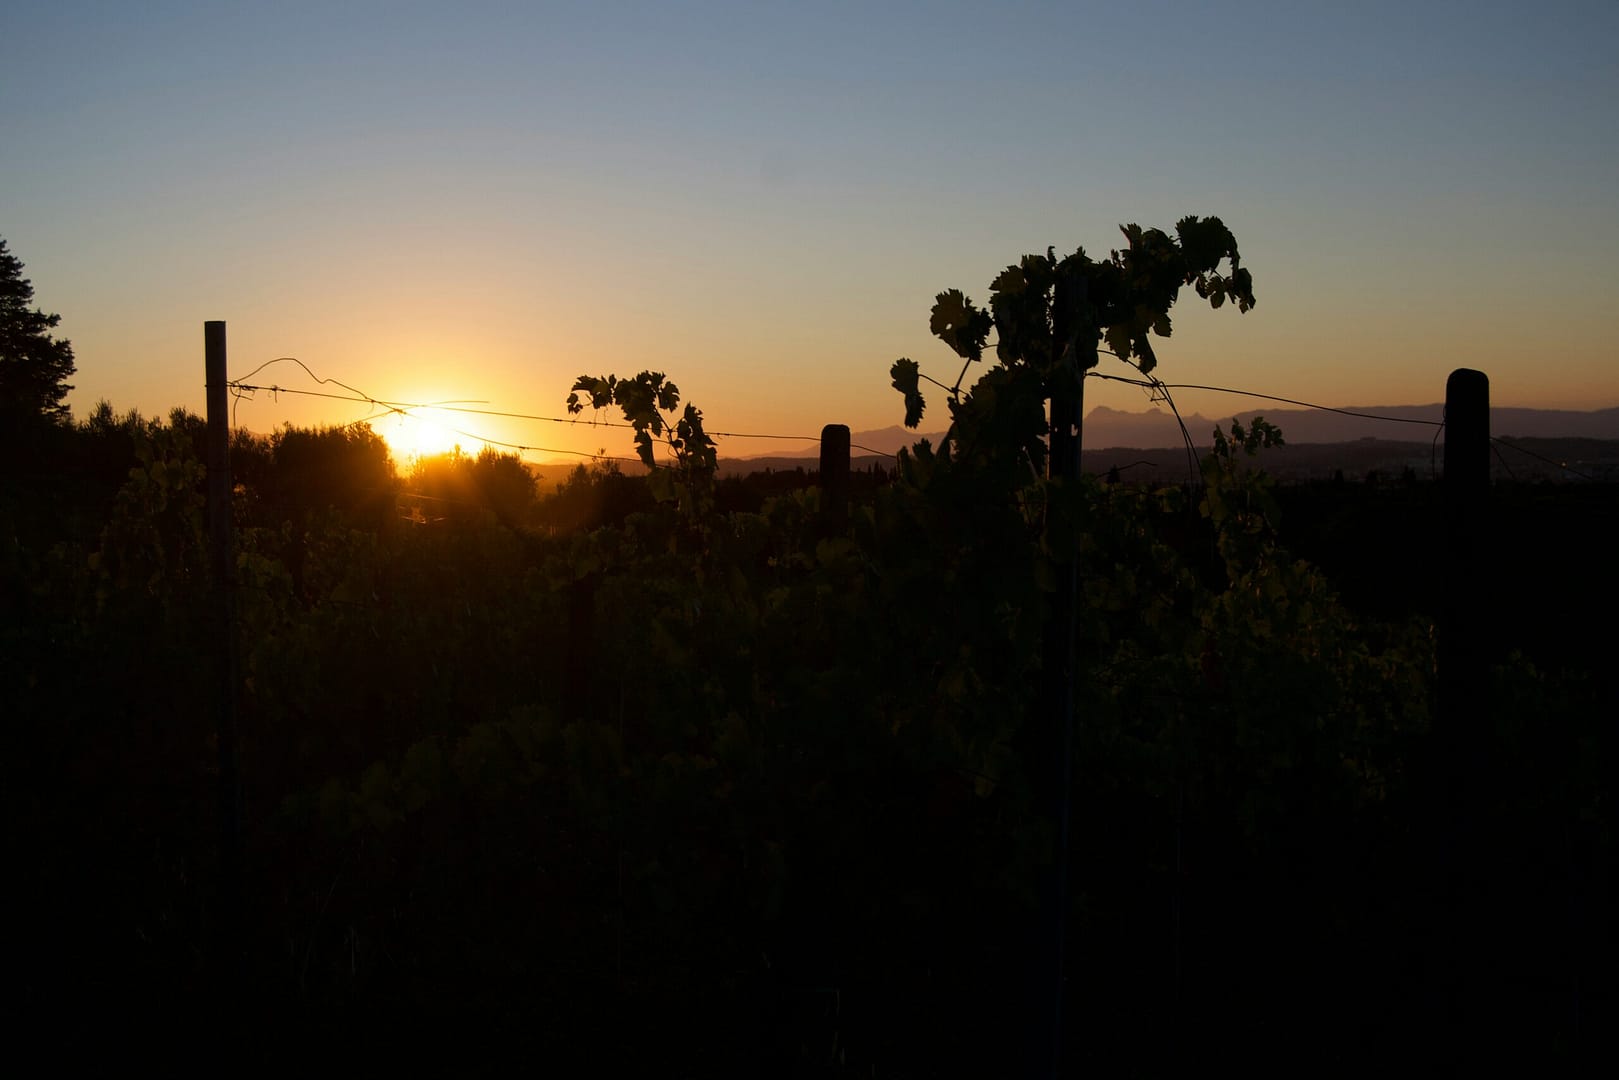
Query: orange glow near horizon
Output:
[[8, 7, 1618, 443]]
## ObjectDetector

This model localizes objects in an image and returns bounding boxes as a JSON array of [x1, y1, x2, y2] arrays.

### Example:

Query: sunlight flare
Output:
[[377, 407, 483, 462]]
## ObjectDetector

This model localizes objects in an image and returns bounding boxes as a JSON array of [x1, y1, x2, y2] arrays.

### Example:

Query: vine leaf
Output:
[[1104, 324, 1134, 365], [929, 289, 992, 363], [1135, 335, 1158, 375], [891, 357, 926, 428]]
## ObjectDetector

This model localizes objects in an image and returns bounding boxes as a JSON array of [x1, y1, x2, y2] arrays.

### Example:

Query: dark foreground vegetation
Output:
[[5, 402, 1613, 1070], [4, 228, 1613, 1070]]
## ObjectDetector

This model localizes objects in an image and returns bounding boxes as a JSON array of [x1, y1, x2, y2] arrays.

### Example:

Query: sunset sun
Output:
[[377, 408, 483, 463]]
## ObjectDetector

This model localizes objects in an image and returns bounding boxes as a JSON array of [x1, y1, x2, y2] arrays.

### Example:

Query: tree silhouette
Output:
[[0, 237, 77, 427]]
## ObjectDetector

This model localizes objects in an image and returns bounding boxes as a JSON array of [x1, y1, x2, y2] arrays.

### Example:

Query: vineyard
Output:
[[5, 226, 1614, 1071]]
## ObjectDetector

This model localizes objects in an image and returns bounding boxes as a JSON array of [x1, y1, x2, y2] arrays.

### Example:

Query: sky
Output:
[[3, 1, 1616, 462]]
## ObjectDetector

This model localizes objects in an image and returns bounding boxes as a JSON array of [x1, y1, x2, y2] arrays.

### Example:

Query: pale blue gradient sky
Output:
[[3, 1, 1615, 459]]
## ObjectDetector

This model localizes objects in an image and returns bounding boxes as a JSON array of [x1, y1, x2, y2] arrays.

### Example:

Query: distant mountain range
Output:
[[1082, 403, 1619, 447], [807, 404, 1619, 457]]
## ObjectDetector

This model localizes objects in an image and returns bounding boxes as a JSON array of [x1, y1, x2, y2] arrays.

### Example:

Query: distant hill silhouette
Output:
[[1079, 403, 1619, 447], [781, 404, 1619, 459]]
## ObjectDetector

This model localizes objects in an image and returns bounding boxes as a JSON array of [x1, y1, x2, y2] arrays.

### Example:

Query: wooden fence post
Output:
[[204, 320, 243, 987], [820, 424, 850, 529], [1437, 366, 1489, 1051], [1030, 322, 1085, 1077]]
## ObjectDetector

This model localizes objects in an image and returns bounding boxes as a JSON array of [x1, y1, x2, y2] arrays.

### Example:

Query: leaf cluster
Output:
[[568, 371, 717, 513], [890, 216, 1254, 445]]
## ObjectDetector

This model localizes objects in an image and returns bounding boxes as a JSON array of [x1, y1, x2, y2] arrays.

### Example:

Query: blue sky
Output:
[[3, 1, 1615, 458]]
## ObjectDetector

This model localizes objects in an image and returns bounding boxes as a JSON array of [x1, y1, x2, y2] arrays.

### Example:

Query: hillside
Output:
[[765, 404, 1619, 461]]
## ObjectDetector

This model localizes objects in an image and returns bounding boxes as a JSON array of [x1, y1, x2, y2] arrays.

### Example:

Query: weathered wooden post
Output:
[[1440, 368, 1489, 731], [1437, 367, 1489, 1051], [819, 423, 850, 529], [204, 320, 243, 985], [1030, 307, 1086, 1078]]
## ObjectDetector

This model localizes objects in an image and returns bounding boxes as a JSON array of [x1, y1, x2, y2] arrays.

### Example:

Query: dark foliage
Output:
[[7, 225, 1613, 1066], [8, 401, 1610, 1070]]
